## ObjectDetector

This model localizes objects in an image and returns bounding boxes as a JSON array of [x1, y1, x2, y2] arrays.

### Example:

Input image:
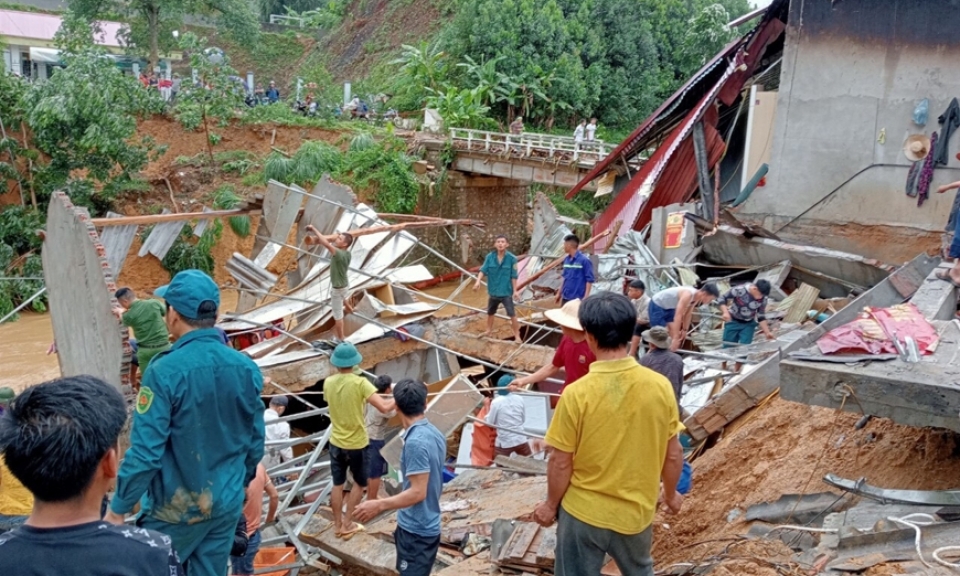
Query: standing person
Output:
[[265, 81, 280, 103], [325, 343, 396, 539], [113, 287, 171, 386], [470, 392, 497, 466], [230, 463, 279, 576], [0, 375, 184, 575], [106, 270, 266, 576], [364, 375, 397, 501], [263, 395, 293, 472], [0, 388, 31, 534], [511, 299, 596, 407], [586, 118, 598, 142], [557, 235, 595, 305], [509, 116, 524, 135], [648, 284, 719, 352], [473, 235, 522, 343], [486, 375, 530, 458], [354, 379, 446, 576], [719, 280, 775, 348], [305, 225, 354, 342], [627, 279, 651, 358], [573, 120, 586, 145], [638, 327, 684, 413], [532, 293, 685, 576], [936, 180, 960, 286]]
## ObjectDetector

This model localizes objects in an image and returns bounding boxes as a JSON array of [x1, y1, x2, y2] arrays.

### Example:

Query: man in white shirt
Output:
[[486, 375, 530, 458], [586, 118, 598, 141], [263, 395, 293, 471]]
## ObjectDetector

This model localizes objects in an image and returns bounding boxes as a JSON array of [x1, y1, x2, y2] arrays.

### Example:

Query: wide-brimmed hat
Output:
[[904, 134, 931, 162], [545, 299, 583, 331], [642, 327, 671, 349], [330, 342, 363, 368]]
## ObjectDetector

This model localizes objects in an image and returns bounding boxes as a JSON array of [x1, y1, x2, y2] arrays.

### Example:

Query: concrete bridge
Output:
[[420, 128, 633, 189]]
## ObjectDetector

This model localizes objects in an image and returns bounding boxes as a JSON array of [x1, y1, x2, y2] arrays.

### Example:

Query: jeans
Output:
[[950, 205, 960, 258], [555, 506, 653, 576], [230, 529, 261, 575]]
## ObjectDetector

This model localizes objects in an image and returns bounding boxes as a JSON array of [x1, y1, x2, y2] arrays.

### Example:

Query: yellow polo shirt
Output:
[[325, 373, 378, 450], [545, 357, 683, 534], [0, 456, 33, 516]]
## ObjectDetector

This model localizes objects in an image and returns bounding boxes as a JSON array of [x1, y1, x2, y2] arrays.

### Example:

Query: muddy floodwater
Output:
[[0, 312, 60, 392]]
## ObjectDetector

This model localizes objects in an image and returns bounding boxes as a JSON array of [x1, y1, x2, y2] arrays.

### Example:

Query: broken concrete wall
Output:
[[736, 0, 960, 263], [41, 192, 131, 390]]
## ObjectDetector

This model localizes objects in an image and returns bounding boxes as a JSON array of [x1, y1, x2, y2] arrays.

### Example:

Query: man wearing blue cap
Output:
[[106, 270, 266, 576], [324, 342, 395, 539]]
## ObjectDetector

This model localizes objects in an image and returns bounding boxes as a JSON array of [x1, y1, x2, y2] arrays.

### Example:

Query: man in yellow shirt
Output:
[[324, 343, 395, 539], [0, 388, 32, 533], [533, 292, 685, 576]]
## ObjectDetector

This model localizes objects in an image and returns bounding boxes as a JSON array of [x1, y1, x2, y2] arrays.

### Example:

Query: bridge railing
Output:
[[449, 127, 612, 163]]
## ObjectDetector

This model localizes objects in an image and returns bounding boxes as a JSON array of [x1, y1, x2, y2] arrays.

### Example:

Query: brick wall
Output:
[[416, 171, 530, 271]]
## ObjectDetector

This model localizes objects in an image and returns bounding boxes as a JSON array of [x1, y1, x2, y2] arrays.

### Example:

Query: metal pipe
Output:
[[465, 415, 544, 439], [0, 287, 46, 324], [276, 426, 331, 515]]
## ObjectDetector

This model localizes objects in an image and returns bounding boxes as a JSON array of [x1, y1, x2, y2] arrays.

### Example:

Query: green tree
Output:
[[24, 13, 160, 211], [390, 41, 451, 109], [676, 4, 739, 78], [69, 0, 260, 70], [173, 32, 246, 164]]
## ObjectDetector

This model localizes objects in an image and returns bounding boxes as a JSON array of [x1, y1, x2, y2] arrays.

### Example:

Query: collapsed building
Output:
[[35, 0, 960, 574]]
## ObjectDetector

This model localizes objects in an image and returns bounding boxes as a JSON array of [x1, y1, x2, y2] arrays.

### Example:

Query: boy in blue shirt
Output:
[[354, 379, 445, 576], [473, 235, 522, 342]]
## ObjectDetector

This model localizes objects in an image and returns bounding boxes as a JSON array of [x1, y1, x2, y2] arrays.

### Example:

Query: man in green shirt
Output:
[[324, 343, 395, 538], [305, 225, 354, 342], [114, 287, 171, 387], [473, 235, 522, 342]]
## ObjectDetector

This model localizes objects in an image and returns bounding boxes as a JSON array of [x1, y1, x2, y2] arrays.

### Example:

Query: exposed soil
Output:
[[652, 395, 960, 568]]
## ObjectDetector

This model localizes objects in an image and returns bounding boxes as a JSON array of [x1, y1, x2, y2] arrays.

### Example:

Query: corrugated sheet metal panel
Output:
[[635, 120, 725, 233], [98, 212, 137, 277]]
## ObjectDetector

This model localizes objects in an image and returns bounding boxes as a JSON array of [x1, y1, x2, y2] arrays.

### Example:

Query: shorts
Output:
[[648, 301, 675, 327], [722, 319, 758, 348], [487, 296, 516, 317], [395, 526, 441, 576], [364, 438, 388, 478], [331, 286, 349, 320], [330, 443, 368, 487], [950, 211, 960, 259], [495, 442, 532, 458], [633, 322, 651, 338]]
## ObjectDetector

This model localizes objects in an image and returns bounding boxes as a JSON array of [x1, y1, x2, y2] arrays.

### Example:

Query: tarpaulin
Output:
[[816, 303, 939, 356]]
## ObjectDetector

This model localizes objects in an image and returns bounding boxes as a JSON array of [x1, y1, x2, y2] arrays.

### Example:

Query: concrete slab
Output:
[[41, 192, 131, 390], [911, 262, 957, 321]]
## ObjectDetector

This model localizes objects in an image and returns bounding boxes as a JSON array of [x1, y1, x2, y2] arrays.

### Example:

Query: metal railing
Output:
[[448, 127, 612, 164]]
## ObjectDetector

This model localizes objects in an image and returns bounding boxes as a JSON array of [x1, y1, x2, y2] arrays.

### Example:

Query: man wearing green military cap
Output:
[[107, 270, 266, 576]]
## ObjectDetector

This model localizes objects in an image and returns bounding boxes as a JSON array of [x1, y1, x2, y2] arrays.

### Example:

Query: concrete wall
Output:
[[737, 0, 960, 263], [416, 171, 529, 269]]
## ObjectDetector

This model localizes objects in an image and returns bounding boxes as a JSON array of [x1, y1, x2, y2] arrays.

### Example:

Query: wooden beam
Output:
[[517, 229, 612, 290], [306, 217, 485, 242], [91, 208, 259, 227]]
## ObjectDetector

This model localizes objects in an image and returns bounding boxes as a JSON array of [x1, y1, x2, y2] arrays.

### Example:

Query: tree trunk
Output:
[[147, 6, 160, 72], [202, 111, 214, 165]]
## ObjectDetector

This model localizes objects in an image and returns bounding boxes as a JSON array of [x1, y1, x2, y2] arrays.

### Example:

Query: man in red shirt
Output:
[[511, 299, 596, 407]]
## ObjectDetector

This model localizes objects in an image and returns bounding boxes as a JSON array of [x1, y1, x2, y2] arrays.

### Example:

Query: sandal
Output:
[[935, 270, 960, 288], [339, 523, 366, 541]]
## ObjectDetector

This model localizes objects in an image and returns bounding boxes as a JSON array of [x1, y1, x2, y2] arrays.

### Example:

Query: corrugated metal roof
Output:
[[0, 9, 123, 46], [591, 62, 737, 252]]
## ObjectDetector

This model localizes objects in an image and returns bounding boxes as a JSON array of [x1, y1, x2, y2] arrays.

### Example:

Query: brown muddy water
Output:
[[0, 312, 60, 392]]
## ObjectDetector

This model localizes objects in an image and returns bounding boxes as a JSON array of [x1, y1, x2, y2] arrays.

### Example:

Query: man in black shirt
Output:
[[0, 375, 184, 576], [638, 327, 685, 416]]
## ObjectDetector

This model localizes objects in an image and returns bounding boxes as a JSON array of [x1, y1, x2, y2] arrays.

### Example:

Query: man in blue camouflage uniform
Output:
[[106, 269, 266, 576]]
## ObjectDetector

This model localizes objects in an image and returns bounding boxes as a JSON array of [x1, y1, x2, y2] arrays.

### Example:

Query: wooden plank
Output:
[[535, 528, 556, 564], [501, 523, 539, 562], [41, 192, 131, 390], [93, 207, 256, 227], [783, 283, 820, 324]]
